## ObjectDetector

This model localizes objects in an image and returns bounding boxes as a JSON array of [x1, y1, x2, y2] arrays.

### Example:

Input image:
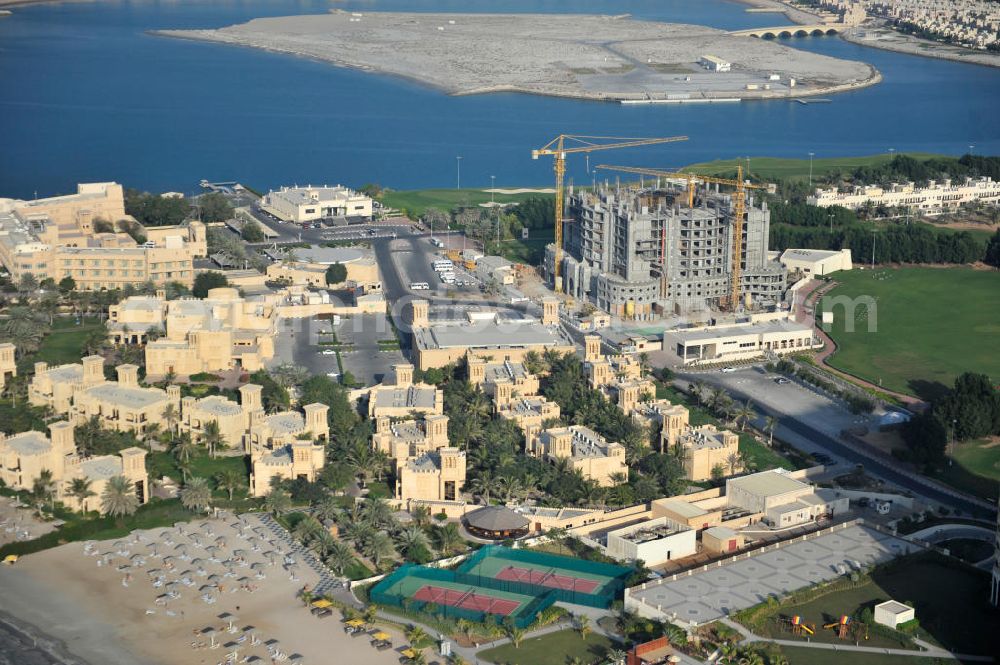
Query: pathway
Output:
[[719, 617, 993, 662], [254, 513, 342, 597]]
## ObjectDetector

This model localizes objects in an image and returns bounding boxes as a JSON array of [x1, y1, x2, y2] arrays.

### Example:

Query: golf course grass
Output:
[[818, 267, 1000, 398], [683, 152, 945, 181], [478, 628, 616, 665], [378, 188, 547, 218]]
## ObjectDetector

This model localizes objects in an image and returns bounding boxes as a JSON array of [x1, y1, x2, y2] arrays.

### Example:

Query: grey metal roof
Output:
[[464, 506, 529, 531], [417, 320, 571, 351], [372, 385, 437, 410]]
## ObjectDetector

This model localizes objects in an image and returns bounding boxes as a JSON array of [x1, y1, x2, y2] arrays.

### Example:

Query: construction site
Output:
[[534, 136, 789, 320]]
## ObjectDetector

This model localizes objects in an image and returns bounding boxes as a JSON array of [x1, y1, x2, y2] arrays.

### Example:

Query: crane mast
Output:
[[532, 134, 687, 293]]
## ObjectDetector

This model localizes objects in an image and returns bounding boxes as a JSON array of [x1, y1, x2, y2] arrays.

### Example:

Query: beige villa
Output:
[[0, 343, 16, 391], [531, 425, 628, 487], [0, 421, 148, 513], [583, 335, 655, 414], [360, 363, 444, 419]]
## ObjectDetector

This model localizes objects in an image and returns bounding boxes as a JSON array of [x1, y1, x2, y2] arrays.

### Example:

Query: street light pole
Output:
[[456, 156, 463, 189], [808, 152, 815, 187]]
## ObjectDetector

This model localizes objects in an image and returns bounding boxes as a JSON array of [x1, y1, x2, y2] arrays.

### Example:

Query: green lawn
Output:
[[34, 316, 104, 366], [819, 267, 1000, 398], [500, 231, 554, 265], [379, 188, 547, 219], [772, 645, 958, 665], [683, 152, 945, 182], [929, 438, 1000, 502], [148, 450, 250, 498], [478, 628, 617, 665], [747, 554, 998, 656]]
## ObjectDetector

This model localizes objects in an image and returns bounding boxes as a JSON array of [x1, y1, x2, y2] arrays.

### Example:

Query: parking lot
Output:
[[628, 524, 913, 624]]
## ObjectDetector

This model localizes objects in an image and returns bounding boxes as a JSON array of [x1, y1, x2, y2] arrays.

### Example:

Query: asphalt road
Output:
[[679, 368, 997, 519]]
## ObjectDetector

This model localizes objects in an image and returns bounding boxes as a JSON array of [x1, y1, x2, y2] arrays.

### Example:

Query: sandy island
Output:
[[0, 513, 408, 665], [155, 11, 881, 102]]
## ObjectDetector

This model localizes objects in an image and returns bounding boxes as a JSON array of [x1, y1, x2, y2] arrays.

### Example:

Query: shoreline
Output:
[[0, 609, 92, 665], [153, 14, 882, 104]]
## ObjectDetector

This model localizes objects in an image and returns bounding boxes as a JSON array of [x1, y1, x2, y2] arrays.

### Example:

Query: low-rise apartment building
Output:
[[397, 447, 466, 504], [467, 357, 540, 399], [0, 421, 148, 513], [0, 182, 204, 290], [363, 363, 444, 418], [807, 177, 1000, 212]]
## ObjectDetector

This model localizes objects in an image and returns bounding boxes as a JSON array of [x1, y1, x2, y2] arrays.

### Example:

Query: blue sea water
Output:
[[0, 0, 998, 197]]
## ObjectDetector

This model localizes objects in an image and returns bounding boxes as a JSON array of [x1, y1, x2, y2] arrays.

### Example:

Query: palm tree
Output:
[[294, 516, 324, 543], [505, 624, 525, 648], [172, 432, 197, 463], [180, 477, 213, 512], [405, 624, 428, 647], [408, 650, 427, 665], [469, 473, 499, 505], [201, 420, 224, 458], [102, 475, 139, 518], [161, 403, 179, 442], [365, 531, 396, 569], [66, 477, 96, 513], [175, 457, 193, 483], [606, 648, 627, 665], [31, 469, 57, 512], [2, 306, 47, 356], [215, 469, 243, 500], [434, 522, 464, 555], [608, 471, 628, 487], [264, 489, 291, 516], [496, 475, 523, 502], [360, 497, 394, 528], [396, 524, 432, 561], [764, 415, 779, 447], [323, 541, 355, 575], [733, 400, 755, 432], [575, 614, 591, 640], [313, 496, 342, 524], [410, 504, 431, 527], [726, 451, 742, 475], [448, 655, 468, 665]]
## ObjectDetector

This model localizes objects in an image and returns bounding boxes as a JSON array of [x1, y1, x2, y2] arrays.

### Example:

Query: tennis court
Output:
[[494, 564, 601, 593], [412, 584, 521, 616]]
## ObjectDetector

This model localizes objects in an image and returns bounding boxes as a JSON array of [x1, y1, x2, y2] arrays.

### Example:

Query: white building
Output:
[[666, 319, 821, 366], [261, 185, 372, 223], [726, 470, 849, 528], [873, 600, 915, 629], [699, 55, 731, 72], [779, 248, 853, 276], [807, 177, 1000, 213], [606, 517, 696, 566]]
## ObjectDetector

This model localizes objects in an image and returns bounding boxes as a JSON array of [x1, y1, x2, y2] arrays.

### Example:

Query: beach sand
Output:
[[0, 514, 409, 665]]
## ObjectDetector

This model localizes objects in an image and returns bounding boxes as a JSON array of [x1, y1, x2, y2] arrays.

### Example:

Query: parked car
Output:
[[721, 366, 736, 373], [775, 377, 790, 384]]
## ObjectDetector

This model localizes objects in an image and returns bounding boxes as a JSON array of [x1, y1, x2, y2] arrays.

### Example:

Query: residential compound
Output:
[[549, 184, 787, 318], [28, 357, 328, 498], [816, 0, 1000, 49], [0, 182, 205, 290], [260, 184, 372, 223], [108, 285, 383, 375], [366, 367, 465, 505], [583, 335, 655, 413], [264, 245, 381, 289], [808, 177, 1000, 212], [0, 421, 148, 513], [406, 298, 575, 370]]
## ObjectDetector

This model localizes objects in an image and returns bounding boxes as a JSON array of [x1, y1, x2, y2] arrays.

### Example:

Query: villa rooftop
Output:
[[414, 318, 572, 351], [195, 395, 244, 417], [2, 431, 52, 456], [82, 383, 169, 409], [371, 385, 437, 410], [264, 412, 306, 435], [79, 455, 124, 481]]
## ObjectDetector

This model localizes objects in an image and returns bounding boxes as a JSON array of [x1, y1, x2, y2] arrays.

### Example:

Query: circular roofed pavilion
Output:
[[463, 506, 530, 540]]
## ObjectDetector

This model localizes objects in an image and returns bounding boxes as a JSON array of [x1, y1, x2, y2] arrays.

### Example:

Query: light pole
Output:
[[871, 224, 876, 269], [491, 175, 498, 251], [456, 156, 463, 189], [808, 152, 815, 187], [888, 147, 895, 160], [828, 211, 834, 233], [968, 144, 975, 156]]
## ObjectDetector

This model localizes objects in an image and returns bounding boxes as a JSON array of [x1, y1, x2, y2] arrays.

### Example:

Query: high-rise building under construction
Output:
[[547, 184, 786, 319]]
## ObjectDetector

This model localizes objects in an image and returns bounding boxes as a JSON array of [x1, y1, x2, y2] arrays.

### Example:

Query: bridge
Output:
[[729, 24, 844, 39]]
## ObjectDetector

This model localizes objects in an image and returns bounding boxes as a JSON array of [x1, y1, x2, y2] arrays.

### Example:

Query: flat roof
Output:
[[780, 248, 843, 262], [703, 525, 737, 539], [656, 499, 708, 519], [3, 431, 51, 456], [875, 600, 912, 615], [79, 455, 123, 481], [669, 319, 813, 344], [265, 411, 305, 434], [416, 319, 572, 351], [291, 246, 364, 265], [372, 385, 437, 410], [194, 395, 244, 417], [728, 470, 808, 498], [83, 383, 169, 409]]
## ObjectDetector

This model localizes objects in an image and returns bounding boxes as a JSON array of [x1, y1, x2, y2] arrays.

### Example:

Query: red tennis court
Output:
[[495, 565, 600, 593], [412, 584, 520, 616]]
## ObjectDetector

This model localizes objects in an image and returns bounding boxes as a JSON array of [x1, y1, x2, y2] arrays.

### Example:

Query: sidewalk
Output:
[[719, 617, 993, 662]]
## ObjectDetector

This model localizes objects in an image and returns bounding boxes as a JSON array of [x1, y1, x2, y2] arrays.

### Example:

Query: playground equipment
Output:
[[782, 615, 816, 637], [823, 615, 851, 639]]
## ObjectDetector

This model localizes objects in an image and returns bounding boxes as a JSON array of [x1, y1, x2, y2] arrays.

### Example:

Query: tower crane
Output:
[[531, 134, 687, 292], [594, 164, 770, 311]]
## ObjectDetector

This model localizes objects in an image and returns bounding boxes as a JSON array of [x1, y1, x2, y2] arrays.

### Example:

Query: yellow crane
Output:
[[531, 134, 687, 292], [594, 164, 770, 311]]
